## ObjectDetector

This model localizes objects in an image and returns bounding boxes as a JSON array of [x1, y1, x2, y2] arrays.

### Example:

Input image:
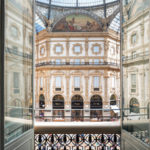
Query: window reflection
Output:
[[122, 0, 150, 146], [4, 0, 33, 144]]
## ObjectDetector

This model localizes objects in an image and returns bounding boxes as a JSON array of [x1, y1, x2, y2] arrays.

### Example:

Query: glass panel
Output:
[[4, 0, 34, 144], [74, 46, 80, 53], [131, 34, 136, 44], [13, 72, 20, 94], [122, 0, 150, 146], [40, 47, 44, 55], [40, 77, 43, 88], [93, 46, 99, 53], [94, 76, 99, 88], [94, 59, 99, 65], [56, 59, 61, 64], [131, 74, 136, 93], [74, 76, 80, 88], [56, 77, 61, 87], [56, 46, 62, 53], [112, 77, 115, 88], [75, 59, 80, 65]]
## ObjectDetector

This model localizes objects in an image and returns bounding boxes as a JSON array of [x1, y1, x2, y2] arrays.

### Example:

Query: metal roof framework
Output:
[[35, 0, 120, 33]]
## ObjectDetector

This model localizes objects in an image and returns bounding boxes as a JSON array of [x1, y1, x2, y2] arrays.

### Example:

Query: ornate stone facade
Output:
[[35, 29, 120, 120], [122, 0, 150, 115]]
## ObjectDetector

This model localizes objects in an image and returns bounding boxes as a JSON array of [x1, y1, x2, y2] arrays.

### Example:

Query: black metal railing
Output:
[[122, 51, 149, 62], [35, 134, 121, 150], [34, 108, 121, 122], [36, 61, 119, 67]]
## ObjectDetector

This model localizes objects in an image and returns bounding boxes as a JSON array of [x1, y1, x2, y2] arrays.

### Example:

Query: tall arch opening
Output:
[[39, 94, 45, 117], [130, 98, 139, 113], [110, 94, 117, 105], [52, 95, 64, 120], [90, 95, 103, 120], [71, 95, 84, 121], [39, 94, 45, 109]]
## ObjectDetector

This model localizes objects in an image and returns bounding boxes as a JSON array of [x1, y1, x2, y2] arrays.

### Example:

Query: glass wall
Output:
[[4, 0, 34, 144], [122, 0, 150, 147]]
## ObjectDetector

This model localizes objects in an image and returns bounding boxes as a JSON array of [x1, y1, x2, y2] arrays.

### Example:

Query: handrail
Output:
[[122, 51, 149, 61], [36, 61, 120, 67]]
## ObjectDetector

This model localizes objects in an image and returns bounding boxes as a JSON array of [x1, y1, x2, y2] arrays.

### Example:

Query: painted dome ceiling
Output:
[[35, 0, 120, 33]]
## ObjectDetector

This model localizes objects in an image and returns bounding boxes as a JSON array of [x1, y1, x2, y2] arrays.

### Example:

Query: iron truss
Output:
[[35, 134, 120, 150], [35, 0, 120, 33]]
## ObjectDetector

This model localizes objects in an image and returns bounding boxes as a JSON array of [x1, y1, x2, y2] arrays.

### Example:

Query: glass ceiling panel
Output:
[[36, 0, 118, 7], [109, 13, 120, 33], [35, 0, 120, 33]]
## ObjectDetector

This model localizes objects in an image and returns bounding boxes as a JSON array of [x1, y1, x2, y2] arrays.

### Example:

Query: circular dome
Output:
[[36, 0, 118, 7]]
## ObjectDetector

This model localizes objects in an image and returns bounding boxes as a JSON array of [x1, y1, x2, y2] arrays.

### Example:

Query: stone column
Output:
[[65, 75, 71, 121], [85, 38, 88, 60], [104, 74, 109, 104], [104, 39, 109, 62], [85, 75, 90, 120], [66, 75, 70, 105], [66, 39, 69, 63], [139, 70, 146, 119], [46, 39, 50, 59], [103, 72, 109, 117]]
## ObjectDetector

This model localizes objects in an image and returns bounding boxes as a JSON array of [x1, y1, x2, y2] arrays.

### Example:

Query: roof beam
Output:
[[48, 0, 52, 20], [35, 0, 119, 9], [103, 0, 107, 18]]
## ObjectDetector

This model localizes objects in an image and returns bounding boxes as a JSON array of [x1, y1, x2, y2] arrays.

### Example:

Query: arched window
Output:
[[53, 95, 64, 109], [71, 95, 84, 121], [39, 94, 45, 108], [52, 95, 64, 119], [90, 95, 103, 120], [130, 98, 139, 113], [110, 95, 117, 105]]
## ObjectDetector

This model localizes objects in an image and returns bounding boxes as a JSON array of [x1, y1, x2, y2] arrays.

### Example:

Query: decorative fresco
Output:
[[53, 14, 102, 32]]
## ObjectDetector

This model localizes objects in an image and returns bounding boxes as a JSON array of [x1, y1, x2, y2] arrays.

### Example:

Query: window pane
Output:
[[56, 59, 61, 64], [56, 46, 62, 53], [94, 46, 99, 53], [131, 34, 136, 44], [74, 46, 80, 53], [94, 76, 99, 88], [4, 0, 34, 144], [112, 77, 115, 88], [131, 74, 136, 89], [40, 48, 44, 55], [74, 76, 80, 87], [56, 77, 61, 87], [13, 72, 19, 88], [40, 77, 43, 87], [94, 59, 99, 64], [75, 59, 80, 64], [122, 0, 150, 147]]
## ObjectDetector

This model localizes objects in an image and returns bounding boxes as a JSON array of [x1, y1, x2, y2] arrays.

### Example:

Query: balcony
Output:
[[35, 61, 120, 70], [122, 51, 149, 65], [34, 108, 121, 134], [35, 108, 121, 150]]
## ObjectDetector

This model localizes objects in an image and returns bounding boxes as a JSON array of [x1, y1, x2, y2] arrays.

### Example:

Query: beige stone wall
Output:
[[123, 7, 150, 113], [35, 31, 120, 112]]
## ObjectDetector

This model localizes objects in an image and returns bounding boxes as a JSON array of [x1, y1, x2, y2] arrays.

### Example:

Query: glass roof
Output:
[[109, 13, 120, 33], [35, 0, 120, 33], [36, 0, 118, 7]]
